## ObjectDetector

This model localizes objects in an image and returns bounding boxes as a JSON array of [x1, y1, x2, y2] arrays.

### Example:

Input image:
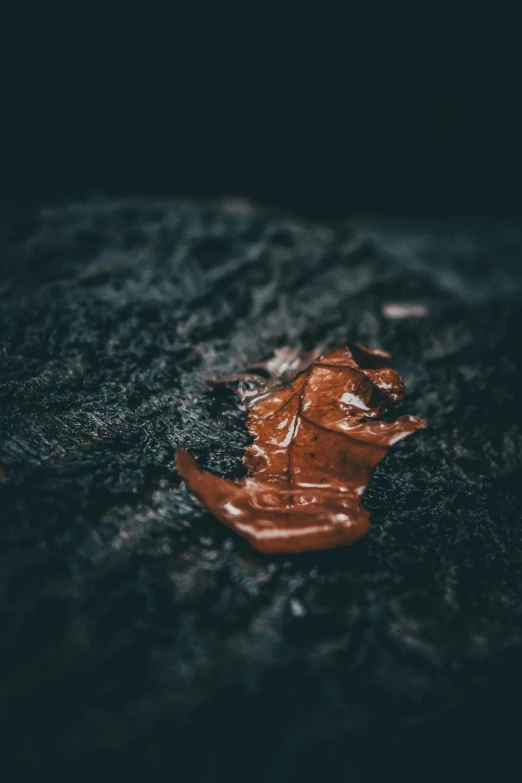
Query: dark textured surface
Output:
[[1, 197, 522, 782]]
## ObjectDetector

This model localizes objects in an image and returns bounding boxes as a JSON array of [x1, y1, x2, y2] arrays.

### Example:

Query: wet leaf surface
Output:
[[177, 342, 426, 552]]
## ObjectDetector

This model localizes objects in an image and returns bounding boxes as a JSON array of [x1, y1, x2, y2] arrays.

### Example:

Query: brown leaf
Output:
[[176, 342, 427, 554]]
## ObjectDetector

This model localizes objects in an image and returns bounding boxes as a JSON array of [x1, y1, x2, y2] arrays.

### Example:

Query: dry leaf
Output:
[[176, 342, 426, 553]]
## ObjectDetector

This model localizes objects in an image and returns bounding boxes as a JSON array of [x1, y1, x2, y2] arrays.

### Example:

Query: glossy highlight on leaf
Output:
[[176, 343, 427, 553]]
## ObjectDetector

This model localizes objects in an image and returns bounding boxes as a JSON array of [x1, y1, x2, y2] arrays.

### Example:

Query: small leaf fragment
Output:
[[177, 342, 426, 554]]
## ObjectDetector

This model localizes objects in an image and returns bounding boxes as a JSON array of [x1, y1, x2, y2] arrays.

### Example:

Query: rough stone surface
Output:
[[1, 197, 522, 782]]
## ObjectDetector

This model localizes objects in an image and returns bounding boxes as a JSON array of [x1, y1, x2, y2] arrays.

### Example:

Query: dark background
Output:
[[2, 10, 522, 219], [3, 10, 522, 783]]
